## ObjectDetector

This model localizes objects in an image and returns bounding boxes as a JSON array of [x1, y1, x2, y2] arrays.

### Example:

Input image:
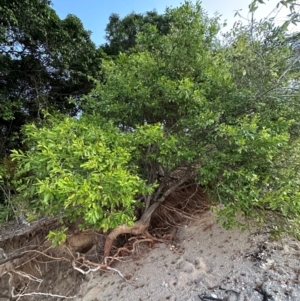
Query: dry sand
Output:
[[75, 211, 300, 301]]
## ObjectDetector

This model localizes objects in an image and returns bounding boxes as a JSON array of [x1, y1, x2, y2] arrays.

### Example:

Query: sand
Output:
[[0, 211, 299, 301], [75, 211, 300, 301]]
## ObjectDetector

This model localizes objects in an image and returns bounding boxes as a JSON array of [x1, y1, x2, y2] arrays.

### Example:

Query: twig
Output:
[[107, 266, 126, 279], [13, 270, 43, 283], [72, 263, 100, 274], [11, 287, 77, 299]]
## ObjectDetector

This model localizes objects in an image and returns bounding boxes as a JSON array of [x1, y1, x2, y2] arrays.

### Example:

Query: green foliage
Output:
[[0, 157, 17, 223], [86, 2, 226, 129], [3, 1, 300, 236], [256, 139, 300, 238], [249, 0, 300, 26], [102, 11, 172, 55], [10, 115, 157, 231], [0, 0, 101, 156], [83, 1, 300, 230], [47, 227, 68, 247]]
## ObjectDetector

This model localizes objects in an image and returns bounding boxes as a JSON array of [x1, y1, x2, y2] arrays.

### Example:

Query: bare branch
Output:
[[255, 54, 300, 99]]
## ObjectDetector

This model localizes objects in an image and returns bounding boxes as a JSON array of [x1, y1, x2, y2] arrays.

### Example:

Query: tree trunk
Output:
[[103, 168, 193, 259]]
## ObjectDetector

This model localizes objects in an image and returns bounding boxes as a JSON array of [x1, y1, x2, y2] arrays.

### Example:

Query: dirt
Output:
[[0, 211, 300, 301], [76, 211, 300, 301], [0, 218, 86, 301]]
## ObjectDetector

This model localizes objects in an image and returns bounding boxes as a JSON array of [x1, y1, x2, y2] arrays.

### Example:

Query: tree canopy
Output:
[[1, 0, 300, 248], [102, 10, 172, 55], [0, 0, 101, 156]]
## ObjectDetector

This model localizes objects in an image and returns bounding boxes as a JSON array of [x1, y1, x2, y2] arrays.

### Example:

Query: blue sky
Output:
[[50, 0, 291, 46]]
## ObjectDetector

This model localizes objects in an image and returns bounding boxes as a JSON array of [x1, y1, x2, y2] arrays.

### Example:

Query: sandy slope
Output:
[[77, 211, 300, 301]]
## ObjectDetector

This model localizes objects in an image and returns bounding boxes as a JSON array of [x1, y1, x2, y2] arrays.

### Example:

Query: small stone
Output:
[[211, 293, 218, 298], [162, 281, 169, 287], [266, 259, 274, 265], [290, 243, 299, 250]]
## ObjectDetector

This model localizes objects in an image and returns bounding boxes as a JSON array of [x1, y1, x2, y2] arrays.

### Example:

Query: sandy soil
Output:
[[76, 211, 300, 301], [0, 211, 299, 301]]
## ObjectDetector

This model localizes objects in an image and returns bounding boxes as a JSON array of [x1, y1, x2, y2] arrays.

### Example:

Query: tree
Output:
[[84, 1, 300, 246], [8, 1, 300, 256], [102, 10, 172, 55], [0, 0, 101, 156]]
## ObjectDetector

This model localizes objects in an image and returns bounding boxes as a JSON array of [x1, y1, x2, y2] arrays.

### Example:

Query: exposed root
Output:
[[2, 246, 124, 299], [103, 220, 149, 259], [11, 286, 78, 299], [72, 254, 129, 282], [0, 182, 212, 299], [110, 238, 153, 262], [6, 266, 79, 300], [103, 183, 211, 260], [151, 183, 211, 228]]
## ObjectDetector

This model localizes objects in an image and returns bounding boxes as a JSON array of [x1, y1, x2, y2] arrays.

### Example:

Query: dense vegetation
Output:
[[1, 0, 300, 247], [0, 0, 101, 155]]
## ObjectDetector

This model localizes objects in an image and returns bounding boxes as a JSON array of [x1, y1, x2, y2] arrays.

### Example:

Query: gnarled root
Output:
[[103, 202, 162, 260], [103, 220, 149, 260]]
